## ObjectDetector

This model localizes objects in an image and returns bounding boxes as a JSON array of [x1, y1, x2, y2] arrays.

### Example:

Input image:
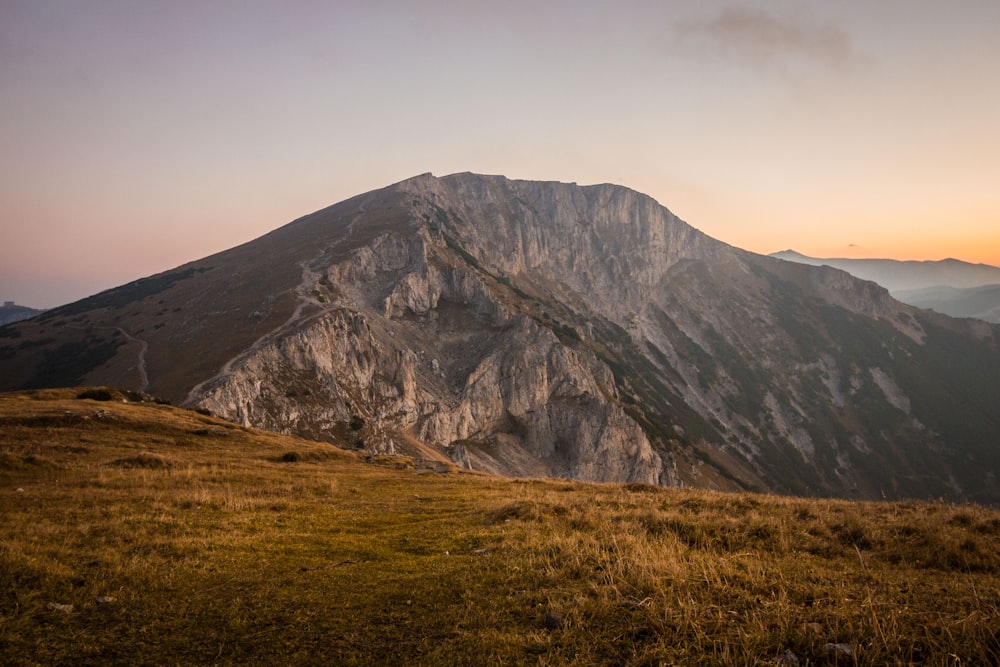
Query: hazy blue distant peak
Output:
[[769, 250, 1000, 292]]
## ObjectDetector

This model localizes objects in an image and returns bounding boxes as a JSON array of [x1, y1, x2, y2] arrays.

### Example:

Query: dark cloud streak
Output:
[[673, 5, 855, 72]]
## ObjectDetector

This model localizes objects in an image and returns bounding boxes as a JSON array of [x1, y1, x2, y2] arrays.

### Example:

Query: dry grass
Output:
[[1, 388, 998, 665]]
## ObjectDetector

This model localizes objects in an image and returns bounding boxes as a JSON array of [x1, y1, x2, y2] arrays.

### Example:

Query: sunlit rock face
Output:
[[3, 173, 998, 502]]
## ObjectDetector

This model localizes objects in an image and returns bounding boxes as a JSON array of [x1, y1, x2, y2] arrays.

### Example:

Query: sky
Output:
[[2, 1, 1000, 309]]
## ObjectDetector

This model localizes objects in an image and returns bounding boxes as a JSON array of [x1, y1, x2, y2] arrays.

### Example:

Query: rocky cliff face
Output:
[[195, 189, 666, 485], [2, 173, 999, 502]]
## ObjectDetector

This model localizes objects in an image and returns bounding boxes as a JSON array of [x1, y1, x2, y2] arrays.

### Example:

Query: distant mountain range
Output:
[[770, 251, 1000, 323], [893, 284, 1000, 323], [0, 302, 43, 326], [2, 174, 999, 503]]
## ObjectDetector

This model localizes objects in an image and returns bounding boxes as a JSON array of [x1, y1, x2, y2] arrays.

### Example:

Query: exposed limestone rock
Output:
[[868, 367, 911, 414], [199, 227, 663, 484]]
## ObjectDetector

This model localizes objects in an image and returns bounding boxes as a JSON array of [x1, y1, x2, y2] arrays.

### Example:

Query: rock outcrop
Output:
[[198, 203, 665, 484]]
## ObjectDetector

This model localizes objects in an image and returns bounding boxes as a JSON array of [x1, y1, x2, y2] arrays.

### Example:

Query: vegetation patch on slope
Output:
[[37, 267, 209, 320], [1, 389, 999, 665]]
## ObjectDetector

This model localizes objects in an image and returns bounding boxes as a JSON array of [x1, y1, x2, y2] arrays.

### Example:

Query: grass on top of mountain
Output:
[[1, 388, 999, 666]]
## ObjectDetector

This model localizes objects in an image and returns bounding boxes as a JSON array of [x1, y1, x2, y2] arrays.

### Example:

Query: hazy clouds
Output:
[[671, 5, 857, 75]]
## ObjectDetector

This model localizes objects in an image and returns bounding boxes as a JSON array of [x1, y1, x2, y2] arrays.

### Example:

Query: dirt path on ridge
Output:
[[182, 202, 368, 407]]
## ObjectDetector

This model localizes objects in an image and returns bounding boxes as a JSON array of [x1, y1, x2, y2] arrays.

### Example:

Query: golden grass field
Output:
[[1, 388, 998, 665]]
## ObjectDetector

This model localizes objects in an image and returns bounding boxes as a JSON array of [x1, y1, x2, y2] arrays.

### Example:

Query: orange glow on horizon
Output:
[[802, 226, 1000, 267]]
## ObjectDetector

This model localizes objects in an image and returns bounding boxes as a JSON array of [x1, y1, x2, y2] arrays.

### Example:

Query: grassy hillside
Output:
[[1, 390, 998, 665]]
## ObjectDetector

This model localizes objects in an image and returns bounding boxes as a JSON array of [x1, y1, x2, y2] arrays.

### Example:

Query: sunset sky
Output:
[[3, 1, 1000, 309]]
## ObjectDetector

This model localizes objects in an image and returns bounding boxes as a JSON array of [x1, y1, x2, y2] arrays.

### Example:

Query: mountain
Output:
[[769, 250, 1000, 291], [0, 302, 44, 326], [770, 251, 1000, 323], [2, 173, 999, 503], [893, 284, 1000, 324]]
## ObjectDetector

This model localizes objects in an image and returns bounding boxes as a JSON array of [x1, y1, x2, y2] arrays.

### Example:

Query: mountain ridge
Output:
[[0, 302, 44, 326], [771, 250, 1000, 322], [770, 249, 1000, 290], [2, 173, 998, 502]]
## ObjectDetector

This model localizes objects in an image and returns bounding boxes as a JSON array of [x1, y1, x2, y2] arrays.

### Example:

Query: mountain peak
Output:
[[2, 176, 999, 503]]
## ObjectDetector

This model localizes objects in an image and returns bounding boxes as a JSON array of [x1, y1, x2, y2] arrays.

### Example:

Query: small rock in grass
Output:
[[776, 649, 800, 666], [824, 642, 853, 659], [46, 602, 73, 613], [543, 610, 564, 629], [96, 596, 116, 604]]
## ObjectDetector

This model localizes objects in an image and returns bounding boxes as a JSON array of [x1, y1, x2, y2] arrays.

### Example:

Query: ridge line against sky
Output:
[[2, 1, 999, 309]]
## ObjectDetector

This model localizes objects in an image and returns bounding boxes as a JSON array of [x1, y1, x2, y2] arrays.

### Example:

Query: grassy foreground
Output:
[[1, 389, 998, 666]]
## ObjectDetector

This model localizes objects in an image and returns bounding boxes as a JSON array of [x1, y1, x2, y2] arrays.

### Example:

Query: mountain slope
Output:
[[2, 173, 998, 502], [770, 250, 1000, 323], [888, 284, 1000, 324]]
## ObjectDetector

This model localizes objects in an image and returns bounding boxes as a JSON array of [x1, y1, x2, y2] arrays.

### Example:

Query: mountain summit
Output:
[[2, 173, 998, 502]]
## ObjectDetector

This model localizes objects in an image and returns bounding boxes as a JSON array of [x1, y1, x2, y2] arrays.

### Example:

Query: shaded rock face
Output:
[[2, 172, 999, 501]]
